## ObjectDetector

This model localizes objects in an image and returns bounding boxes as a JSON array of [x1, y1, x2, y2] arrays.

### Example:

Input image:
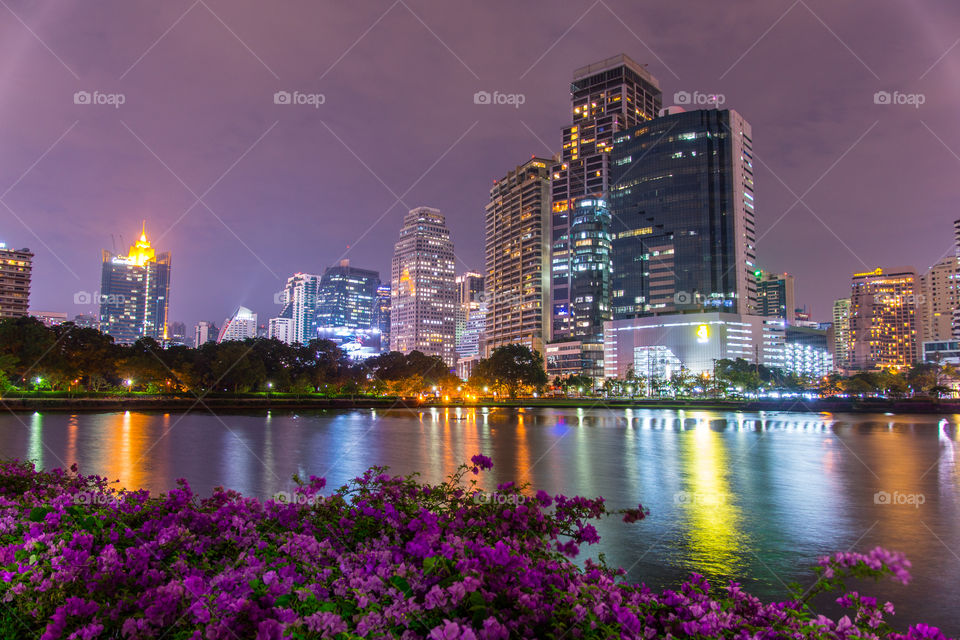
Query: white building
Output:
[[271, 273, 321, 345], [194, 321, 217, 348], [217, 306, 258, 343], [603, 312, 785, 379], [390, 207, 457, 366], [268, 317, 294, 344]]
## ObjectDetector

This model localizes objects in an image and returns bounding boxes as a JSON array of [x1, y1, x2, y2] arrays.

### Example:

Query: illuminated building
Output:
[[551, 54, 662, 340], [756, 272, 795, 324], [784, 326, 833, 377], [455, 271, 485, 351], [98, 223, 171, 344], [849, 267, 919, 369], [217, 306, 257, 342], [923, 339, 960, 365], [485, 157, 551, 354], [271, 273, 321, 345], [317, 260, 380, 332], [0, 244, 33, 319], [919, 255, 960, 342], [194, 321, 217, 347], [546, 340, 605, 379], [267, 317, 294, 344], [603, 312, 785, 380], [390, 206, 456, 365], [832, 298, 852, 369], [375, 285, 391, 353], [609, 108, 758, 318], [30, 311, 67, 327]]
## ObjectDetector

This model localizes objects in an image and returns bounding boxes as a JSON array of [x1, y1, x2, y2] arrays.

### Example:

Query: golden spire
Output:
[[126, 221, 155, 266]]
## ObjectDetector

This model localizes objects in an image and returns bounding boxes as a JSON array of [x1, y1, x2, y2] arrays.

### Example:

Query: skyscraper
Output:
[[849, 267, 919, 369], [194, 321, 218, 348], [485, 157, 552, 353], [455, 271, 485, 353], [919, 255, 960, 342], [98, 224, 171, 344], [551, 54, 662, 340], [390, 206, 457, 365], [832, 298, 852, 370], [609, 108, 758, 317], [317, 260, 380, 331], [272, 273, 321, 345], [217, 306, 258, 342], [756, 272, 796, 324], [375, 284, 391, 353], [0, 244, 33, 319]]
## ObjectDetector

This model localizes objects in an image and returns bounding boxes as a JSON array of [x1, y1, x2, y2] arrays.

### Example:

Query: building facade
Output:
[[272, 273, 321, 345], [756, 272, 796, 324], [551, 54, 662, 341], [217, 306, 258, 342], [455, 272, 484, 345], [609, 108, 758, 318], [0, 245, 33, 319], [603, 312, 785, 380], [268, 317, 294, 344], [832, 298, 852, 370], [376, 284, 391, 353], [784, 326, 833, 378], [390, 207, 457, 365], [316, 260, 380, 332], [849, 267, 919, 369], [485, 158, 551, 353], [919, 256, 959, 343], [98, 225, 171, 344], [194, 321, 217, 348]]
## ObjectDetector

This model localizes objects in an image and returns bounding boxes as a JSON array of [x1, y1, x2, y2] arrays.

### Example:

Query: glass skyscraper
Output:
[[609, 108, 758, 319], [98, 224, 171, 344], [551, 54, 662, 340], [316, 260, 380, 331]]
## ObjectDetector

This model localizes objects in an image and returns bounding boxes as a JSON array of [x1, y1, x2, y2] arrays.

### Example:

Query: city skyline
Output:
[[2, 2, 958, 331]]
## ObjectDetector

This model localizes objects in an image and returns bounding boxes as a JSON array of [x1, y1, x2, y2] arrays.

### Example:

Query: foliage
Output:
[[469, 345, 548, 398], [0, 458, 949, 639]]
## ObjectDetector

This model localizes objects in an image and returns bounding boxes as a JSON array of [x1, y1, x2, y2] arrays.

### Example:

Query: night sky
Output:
[[2, 1, 958, 330]]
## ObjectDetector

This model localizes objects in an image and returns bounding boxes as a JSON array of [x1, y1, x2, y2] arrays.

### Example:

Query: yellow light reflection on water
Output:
[[100, 411, 152, 490], [677, 416, 744, 576]]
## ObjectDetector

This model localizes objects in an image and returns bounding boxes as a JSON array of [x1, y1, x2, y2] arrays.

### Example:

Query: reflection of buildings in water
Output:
[[28, 412, 43, 467], [66, 414, 79, 469], [677, 415, 744, 576], [939, 420, 956, 498]]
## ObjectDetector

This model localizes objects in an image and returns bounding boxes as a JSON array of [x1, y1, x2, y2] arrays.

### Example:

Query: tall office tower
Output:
[[920, 256, 960, 342], [316, 260, 380, 331], [485, 157, 551, 352], [0, 244, 33, 319], [194, 321, 217, 348], [272, 273, 321, 345], [551, 54, 662, 340], [756, 272, 796, 323], [610, 108, 758, 318], [390, 206, 457, 365], [99, 224, 171, 344], [832, 298, 852, 369], [217, 306, 258, 342], [455, 271, 484, 346], [375, 284, 391, 352], [849, 267, 919, 369]]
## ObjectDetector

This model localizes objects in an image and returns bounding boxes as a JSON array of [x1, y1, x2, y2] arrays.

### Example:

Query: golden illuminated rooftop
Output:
[[124, 221, 156, 266]]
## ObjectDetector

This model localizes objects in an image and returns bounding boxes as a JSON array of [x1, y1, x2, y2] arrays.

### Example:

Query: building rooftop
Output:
[[572, 53, 658, 86]]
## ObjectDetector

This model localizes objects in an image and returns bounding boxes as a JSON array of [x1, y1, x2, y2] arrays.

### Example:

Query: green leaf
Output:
[[388, 576, 413, 598], [27, 507, 52, 522], [274, 594, 292, 608]]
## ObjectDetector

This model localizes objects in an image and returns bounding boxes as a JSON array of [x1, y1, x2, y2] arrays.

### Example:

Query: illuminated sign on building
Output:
[[696, 324, 709, 343]]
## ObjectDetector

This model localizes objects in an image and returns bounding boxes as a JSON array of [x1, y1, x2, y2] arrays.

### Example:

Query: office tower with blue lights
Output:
[[98, 224, 171, 344], [317, 260, 380, 331], [375, 284, 391, 352], [550, 54, 662, 341], [609, 108, 758, 318]]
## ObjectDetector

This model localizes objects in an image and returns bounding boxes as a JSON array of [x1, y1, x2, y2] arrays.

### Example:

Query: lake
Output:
[[1, 407, 957, 632]]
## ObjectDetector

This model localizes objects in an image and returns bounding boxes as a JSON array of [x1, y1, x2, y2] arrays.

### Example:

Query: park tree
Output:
[[469, 345, 547, 398]]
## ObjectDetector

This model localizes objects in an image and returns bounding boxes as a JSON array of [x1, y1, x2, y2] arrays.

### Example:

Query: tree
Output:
[[469, 345, 548, 398]]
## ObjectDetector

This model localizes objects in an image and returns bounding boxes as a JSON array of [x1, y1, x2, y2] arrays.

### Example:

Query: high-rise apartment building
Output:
[[0, 244, 33, 319], [609, 108, 758, 318], [551, 54, 662, 340], [376, 284, 391, 352], [98, 224, 171, 344], [272, 273, 321, 345], [316, 260, 380, 331], [217, 306, 258, 342], [849, 267, 919, 369], [919, 256, 960, 343], [455, 272, 485, 341], [268, 317, 294, 344], [485, 158, 551, 353], [390, 207, 457, 365], [756, 272, 796, 324], [832, 298, 852, 370]]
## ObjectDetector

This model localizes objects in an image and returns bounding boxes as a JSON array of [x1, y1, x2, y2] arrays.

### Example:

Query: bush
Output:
[[0, 457, 949, 639]]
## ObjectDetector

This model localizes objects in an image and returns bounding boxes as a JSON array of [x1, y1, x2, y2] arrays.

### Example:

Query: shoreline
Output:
[[1, 395, 958, 414]]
